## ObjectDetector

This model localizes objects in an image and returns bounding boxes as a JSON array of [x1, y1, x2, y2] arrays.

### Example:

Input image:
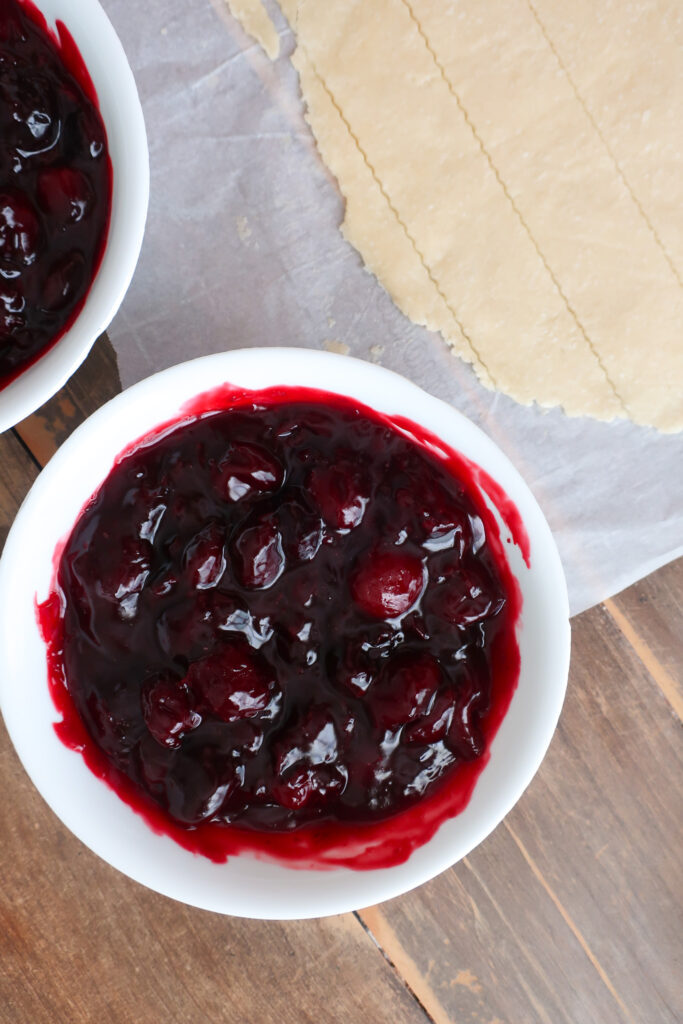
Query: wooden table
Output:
[[1, 337, 681, 1024]]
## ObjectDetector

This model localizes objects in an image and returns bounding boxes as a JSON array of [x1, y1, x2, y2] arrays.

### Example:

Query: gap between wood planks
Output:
[[11, 357, 680, 1024], [356, 908, 450, 1024], [9, 425, 42, 472], [14, 405, 72, 467]]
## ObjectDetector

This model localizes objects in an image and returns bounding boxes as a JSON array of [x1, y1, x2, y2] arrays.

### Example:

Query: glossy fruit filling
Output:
[[40, 385, 523, 868], [0, 0, 112, 389]]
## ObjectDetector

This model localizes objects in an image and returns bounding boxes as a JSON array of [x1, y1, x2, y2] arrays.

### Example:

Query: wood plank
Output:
[[606, 557, 683, 719], [13, 333, 121, 466], [358, 601, 683, 1024], [362, 831, 628, 1024], [0, 431, 39, 556], [0, 719, 430, 1024], [504, 605, 682, 1021]]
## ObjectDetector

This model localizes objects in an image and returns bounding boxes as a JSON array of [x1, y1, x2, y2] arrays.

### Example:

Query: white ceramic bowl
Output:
[[0, 349, 570, 918], [0, 0, 148, 433]]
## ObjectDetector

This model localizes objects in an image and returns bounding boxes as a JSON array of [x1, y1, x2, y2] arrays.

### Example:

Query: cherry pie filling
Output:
[[40, 386, 522, 868], [0, 0, 112, 389]]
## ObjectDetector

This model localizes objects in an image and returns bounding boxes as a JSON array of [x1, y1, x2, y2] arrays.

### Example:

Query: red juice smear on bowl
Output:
[[0, 0, 112, 389], [38, 385, 523, 870]]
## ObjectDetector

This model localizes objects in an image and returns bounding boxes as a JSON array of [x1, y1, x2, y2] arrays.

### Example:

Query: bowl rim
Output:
[[0, 347, 570, 918], [0, 0, 149, 433]]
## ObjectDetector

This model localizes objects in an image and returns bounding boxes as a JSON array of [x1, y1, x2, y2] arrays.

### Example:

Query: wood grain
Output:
[[506, 604, 683, 1023], [13, 333, 121, 464], [358, 583, 683, 1024], [607, 559, 683, 719], [0, 431, 39, 556], [0, 721, 430, 1024]]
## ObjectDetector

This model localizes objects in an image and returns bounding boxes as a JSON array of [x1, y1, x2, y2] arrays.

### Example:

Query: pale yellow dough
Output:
[[225, 0, 683, 431], [223, 0, 280, 60]]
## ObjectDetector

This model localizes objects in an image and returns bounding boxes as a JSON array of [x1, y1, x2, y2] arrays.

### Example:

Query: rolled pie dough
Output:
[[225, 0, 683, 432]]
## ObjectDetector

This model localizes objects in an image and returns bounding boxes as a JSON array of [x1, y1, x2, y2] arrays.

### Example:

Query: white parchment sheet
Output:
[[102, 0, 683, 616]]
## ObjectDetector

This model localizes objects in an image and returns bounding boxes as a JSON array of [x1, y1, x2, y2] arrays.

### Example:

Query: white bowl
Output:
[[0, 0, 148, 433], [0, 349, 570, 918]]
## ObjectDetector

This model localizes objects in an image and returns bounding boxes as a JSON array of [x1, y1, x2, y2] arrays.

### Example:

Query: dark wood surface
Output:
[[1, 336, 681, 1024]]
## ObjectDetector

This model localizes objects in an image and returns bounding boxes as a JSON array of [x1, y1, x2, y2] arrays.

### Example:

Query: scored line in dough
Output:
[[398, 0, 631, 418], [300, 43, 498, 391], [526, 0, 683, 292]]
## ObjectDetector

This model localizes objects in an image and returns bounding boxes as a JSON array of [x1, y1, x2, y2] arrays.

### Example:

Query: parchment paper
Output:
[[100, 0, 683, 616]]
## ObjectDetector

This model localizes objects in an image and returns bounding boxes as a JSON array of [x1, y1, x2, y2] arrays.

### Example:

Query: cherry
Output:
[[271, 766, 345, 810], [93, 537, 151, 618], [292, 517, 323, 562], [183, 521, 226, 590], [211, 594, 273, 649], [402, 689, 456, 744], [6, 70, 60, 158], [308, 461, 369, 530], [369, 651, 442, 730], [41, 250, 85, 311], [75, 105, 106, 161], [185, 640, 279, 724], [391, 740, 457, 799], [138, 499, 167, 545], [336, 646, 375, 697], [276, 612, 319, 672], [448, 682, 487, 760], [37, 166, 92, 224], [275, 497, 324, 564], [157, 596, 216, 660], [84, 696, 131, 761], [0, 192, 40, 266], [358, 624, 405, 658], [351, 548, 424, 619], [274, 706, 342, 777], [429, 565, 504, 626], [215, 441, 283, 502], [162, 747, 241, 825], [272, 707, 347, 808], [340, 666, 374, 696], [136, 733, 174, 794], [233, 519, 285, 589], [163, 450, 207, 503], [225, 721, 264, 757], [422, 489, 468, 542], [141, 678, 201, 749]]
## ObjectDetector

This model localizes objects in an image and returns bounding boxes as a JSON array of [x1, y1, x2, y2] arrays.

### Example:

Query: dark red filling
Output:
[[40, 385, 523, 869], [0, 0, 112, 389]]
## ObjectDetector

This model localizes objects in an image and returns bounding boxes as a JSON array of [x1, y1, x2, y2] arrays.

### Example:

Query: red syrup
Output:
[[0, 0, 112, 389], [38, 384, 523, 870]]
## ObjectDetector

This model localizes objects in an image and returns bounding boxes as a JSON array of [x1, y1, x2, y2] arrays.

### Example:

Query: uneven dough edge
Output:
[[223, 0, 280, 60]]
